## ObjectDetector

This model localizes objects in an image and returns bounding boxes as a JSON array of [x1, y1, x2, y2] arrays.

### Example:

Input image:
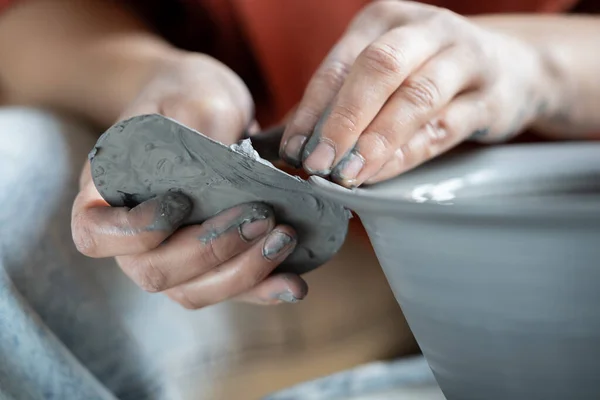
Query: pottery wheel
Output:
[[89, 114, 350, 275]]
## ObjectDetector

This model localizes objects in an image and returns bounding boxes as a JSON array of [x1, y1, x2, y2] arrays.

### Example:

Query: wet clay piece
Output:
[[90, 114, 350, 275]]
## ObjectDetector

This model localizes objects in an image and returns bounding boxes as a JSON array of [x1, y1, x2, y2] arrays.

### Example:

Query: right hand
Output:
[[71, 53, 308, 309]]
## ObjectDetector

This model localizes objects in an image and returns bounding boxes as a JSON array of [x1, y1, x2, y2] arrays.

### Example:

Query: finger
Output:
[[72, 180, 192, 258], [165, 227, 297, 310], [365, 93, 491, 183], [234, 273, 309, 305], [333, 45, 483, 187], [278, 0, 422, 167], [279, 31, 377, 167], [301, 23, 451, 176], [116, 203, 274, 292]]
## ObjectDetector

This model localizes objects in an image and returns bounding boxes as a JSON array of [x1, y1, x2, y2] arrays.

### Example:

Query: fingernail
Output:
[[332, 150, 364, 186], [303, 140, 336, 175], [281, 135, 307, 167], [262, 231, 295, 261], [198, 203, 272, 244], [149, 192, 193, 231], [239, 217, 271, 242], [273, 290, 301, 303]]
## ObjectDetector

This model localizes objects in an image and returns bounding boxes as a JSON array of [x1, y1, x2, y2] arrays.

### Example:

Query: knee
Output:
[[0, 107, 97, 179]]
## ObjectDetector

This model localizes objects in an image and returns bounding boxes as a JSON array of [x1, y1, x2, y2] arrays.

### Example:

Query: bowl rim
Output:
[[310, 142, 600, 219]]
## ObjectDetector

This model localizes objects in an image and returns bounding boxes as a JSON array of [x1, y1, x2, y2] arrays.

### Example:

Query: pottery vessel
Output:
[[311, 143, 600, 400]]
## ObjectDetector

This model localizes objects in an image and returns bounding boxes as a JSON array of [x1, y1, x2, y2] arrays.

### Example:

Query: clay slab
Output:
[[90, 114, 350, 275]]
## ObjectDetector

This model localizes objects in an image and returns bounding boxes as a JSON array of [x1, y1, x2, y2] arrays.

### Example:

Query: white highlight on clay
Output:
[[230, 139, 276, 168], [409, 170, 495, 204]]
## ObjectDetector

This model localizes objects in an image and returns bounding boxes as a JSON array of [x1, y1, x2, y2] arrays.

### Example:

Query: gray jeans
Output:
[[0, 107, 438, 400]]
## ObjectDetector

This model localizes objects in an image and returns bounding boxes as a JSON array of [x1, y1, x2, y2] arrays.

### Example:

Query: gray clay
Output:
[[311, 143, 600, 400], [90, 114, 350, 275]]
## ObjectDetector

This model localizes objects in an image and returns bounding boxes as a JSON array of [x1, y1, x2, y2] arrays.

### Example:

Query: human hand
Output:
[[280, 0, 556, 187], [72, 53, 308, 309]]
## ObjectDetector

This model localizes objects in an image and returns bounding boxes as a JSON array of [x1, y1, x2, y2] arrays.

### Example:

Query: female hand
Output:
[[280, 0, 557, 187], [72, 53, 308, 309]]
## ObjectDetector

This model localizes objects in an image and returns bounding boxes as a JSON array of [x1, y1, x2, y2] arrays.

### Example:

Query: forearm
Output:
[[0, 0, 179, 127], [473, 14, 600, 139]]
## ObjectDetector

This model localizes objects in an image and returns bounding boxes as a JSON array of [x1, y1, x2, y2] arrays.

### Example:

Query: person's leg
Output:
[[0, 107, 125, 400]]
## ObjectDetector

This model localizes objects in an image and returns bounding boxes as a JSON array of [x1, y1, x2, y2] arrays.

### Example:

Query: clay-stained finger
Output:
[[116, 203, 275, 292], [277, 0, 419, 167], [234, 273, 309, 305], [72, 184, 192, 258], [333, 45, 482, 187], [300, 24, 448, 179], [165, 227, 297, 310], [365, 93, 491, 184]]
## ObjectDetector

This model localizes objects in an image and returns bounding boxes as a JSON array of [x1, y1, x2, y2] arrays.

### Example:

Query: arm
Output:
[[473, 14, 600, 139], [0, 0, 178, 127]]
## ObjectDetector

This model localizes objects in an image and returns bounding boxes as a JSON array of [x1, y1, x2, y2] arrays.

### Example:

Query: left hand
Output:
[[280, 0, 555, 187]]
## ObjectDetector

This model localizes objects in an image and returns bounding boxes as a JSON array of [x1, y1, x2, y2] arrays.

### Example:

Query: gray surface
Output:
[[311, 143, 600, 400], [264, 356, 444, 400], [90, 114, 350, 275]]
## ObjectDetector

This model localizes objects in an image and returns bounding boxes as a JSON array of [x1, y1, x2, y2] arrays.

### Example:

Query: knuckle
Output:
[[401, 76, 441, 110], [128, 258, 168, 293], [362, 42, 405, 77], [363, 129, 396, 156], [162, 95, 238, 125], [193, 96, 235, 119], [424, 119, 452, 148], [316, 61, 352, 89], [71, 212, 98, 257], [329, 103, 362, 133], [291, 106, 321, 129]]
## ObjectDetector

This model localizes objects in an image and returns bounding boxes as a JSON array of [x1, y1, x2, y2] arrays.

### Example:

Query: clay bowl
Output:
[[310, 142, 600, 400]]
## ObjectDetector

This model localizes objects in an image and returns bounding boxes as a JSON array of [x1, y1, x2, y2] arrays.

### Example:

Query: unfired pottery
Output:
[[90, 114, 349, 275], [310, 143, 600, 400]]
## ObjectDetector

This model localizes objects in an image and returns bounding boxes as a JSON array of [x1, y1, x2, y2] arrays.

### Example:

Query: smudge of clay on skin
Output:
[[90, 114, 350, 275], [272, 290, 300, 303], [301, 105, 334, 172], [145, 192, 193, 232], [469, 128, 490, 141], [197, 203, 272, 244], [331, 147, 365, 188]]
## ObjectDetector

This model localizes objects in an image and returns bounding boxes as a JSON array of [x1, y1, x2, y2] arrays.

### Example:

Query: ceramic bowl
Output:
[[311, 142, 600, 400]]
